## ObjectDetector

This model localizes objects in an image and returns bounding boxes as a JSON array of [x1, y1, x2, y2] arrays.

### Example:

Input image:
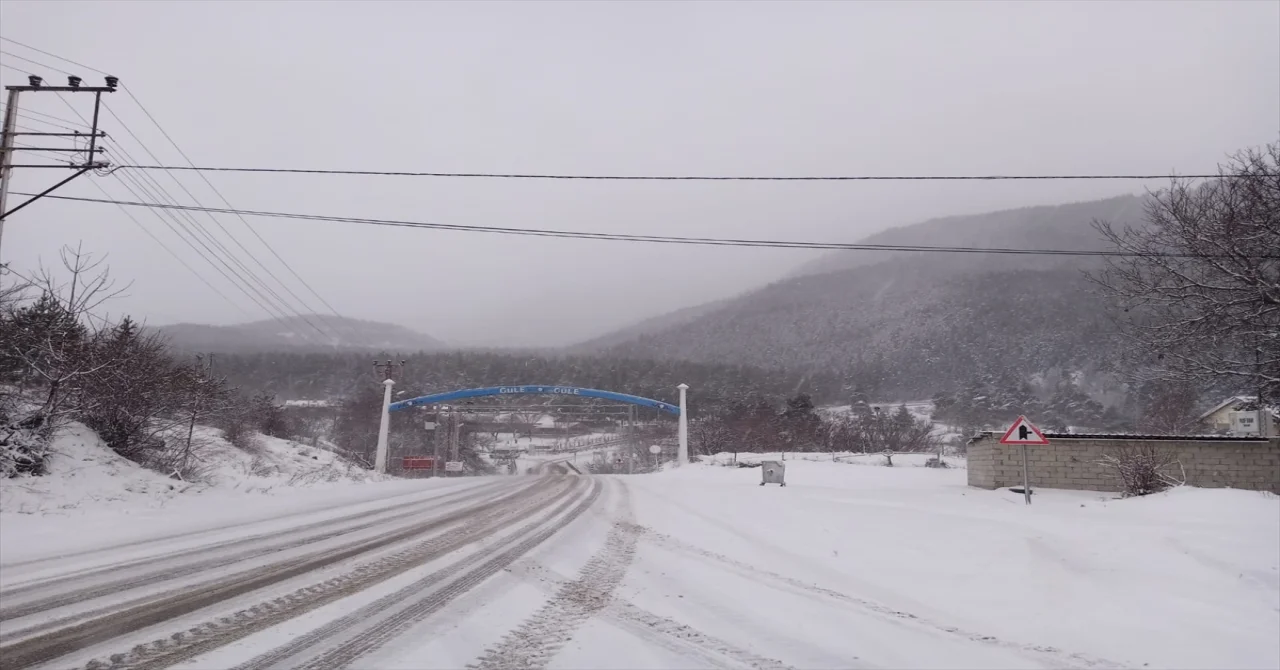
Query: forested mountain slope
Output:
[[154, 316, 445, 354], [795, 194, 1146, 276], [210, 351, 842, 415], [579, 194, 1149, 400]]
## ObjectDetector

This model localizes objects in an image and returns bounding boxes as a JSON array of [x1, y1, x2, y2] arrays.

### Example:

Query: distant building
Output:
[[1199, 396, 1279, 437]]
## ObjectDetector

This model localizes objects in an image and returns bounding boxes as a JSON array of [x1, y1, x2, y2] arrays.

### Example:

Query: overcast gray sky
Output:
[[1, 0, 1276, 347]]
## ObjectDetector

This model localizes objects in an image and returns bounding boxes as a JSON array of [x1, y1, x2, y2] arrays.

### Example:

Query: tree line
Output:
[[689, 392, 941, 460], [208, 349, 846, 419], [0, 247, 295, 478]]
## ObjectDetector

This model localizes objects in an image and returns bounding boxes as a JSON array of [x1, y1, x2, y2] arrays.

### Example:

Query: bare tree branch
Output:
[[1089, 142, 1280, 401]]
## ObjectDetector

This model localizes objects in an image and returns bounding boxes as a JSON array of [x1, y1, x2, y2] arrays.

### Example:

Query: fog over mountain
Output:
[[3, 2, 1274, 348], [153, 316, 444, 354], [574, 194, 1150, 399]]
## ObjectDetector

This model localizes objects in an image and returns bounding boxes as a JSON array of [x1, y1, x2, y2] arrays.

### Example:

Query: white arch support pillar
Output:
[[375, 378, 395, 474], [677, 383, 689, 465]]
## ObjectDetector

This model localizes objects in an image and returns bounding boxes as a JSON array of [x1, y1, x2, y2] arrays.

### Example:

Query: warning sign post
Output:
[[999, 416, 1049, 505]]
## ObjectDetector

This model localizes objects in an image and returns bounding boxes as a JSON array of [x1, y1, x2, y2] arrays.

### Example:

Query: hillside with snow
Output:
[[152, 315, 446, 354], [0, 422, 385, 517], [574, 195, 1148, 401]]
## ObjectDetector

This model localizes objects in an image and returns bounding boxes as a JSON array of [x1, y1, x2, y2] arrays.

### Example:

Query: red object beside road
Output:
[[402, 456, 435, 470]]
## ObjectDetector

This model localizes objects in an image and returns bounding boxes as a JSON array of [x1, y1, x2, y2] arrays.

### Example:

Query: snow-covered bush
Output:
[[1099, 444, 1185, 497], [0, 423, 48, 477], [219, 413, 263, 454]]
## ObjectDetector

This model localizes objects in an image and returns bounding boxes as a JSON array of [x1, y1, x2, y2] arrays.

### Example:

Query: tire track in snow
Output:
[[88, 477, 577, 670], [634, 525, 1130, 670], [0, 480, 513, 623], [3, 478, 558, 670], [506, 561, 797, 670], [468, 479, 638, 670], [485, 479, 796, 670], [0, 480, 533, 650], [248, 478, 602, 670], [0, 480, 481, 572]]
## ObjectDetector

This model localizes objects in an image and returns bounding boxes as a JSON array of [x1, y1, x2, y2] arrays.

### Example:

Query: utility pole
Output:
[[432, 409, 442, 478], [373, 359, 405, 475], [677, 383, 689, 465], [0, 74, 117, 263], [629, 404, 637, 474], [450, 408, 462, 473]]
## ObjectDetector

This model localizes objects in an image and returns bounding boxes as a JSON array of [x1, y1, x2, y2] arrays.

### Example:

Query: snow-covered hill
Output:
[[0, 422, 386, 516], [153, 315, 445, 353], [573, 195, 1149, 400]]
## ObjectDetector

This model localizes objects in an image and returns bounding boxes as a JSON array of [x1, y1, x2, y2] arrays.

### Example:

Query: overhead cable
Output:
[[22, 192, 1277, 260]]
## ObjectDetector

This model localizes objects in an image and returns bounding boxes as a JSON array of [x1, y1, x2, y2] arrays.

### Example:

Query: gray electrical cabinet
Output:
[[760, 460, 786, 486]]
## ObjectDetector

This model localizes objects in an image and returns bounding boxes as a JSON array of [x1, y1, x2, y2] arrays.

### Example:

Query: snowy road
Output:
[[0, 475, 599, 669], [3, 462, 1276, 670]]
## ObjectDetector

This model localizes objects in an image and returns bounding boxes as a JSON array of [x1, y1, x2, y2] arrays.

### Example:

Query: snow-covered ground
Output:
[[612, 459, 1280, 669], [2, 450, 1276, 669], [0, 422, 401, 562]]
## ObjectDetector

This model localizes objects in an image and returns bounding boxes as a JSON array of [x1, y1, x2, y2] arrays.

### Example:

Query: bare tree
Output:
[[853, 406, 940, 453], [510, 408, 541, 441], [1135, 379, 1202, 434], [1090, 143, 1280, 402], [689, 416, 733, 457], [820, 414, 861, 455], [0, 245, 127, 435], [79, 320, 196, 468], [1099, 444, 1186, 497]]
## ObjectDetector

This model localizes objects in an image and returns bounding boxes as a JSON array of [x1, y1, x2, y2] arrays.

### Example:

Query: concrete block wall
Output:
[[967, 434, 1280, 493]]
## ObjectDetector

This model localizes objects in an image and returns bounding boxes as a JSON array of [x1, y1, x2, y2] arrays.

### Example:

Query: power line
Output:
[[0, 36, 109, 76], [38, 94, 301, 327], [23, 191, 1276, 260], [0, 106, 89, 133], [74, 110, 321, 333], [8, 35, 1225, 183], [102, 165, 1227, 182], [83, 175, 252, 319], [0, 35, 1230, 185], [102, 140, 328, 341], [119, 85, 353, 338], [0, 61, 34, 76], [0, 105, 89, 129], [8, 141, 82, 162], [3, 39, 340, 342], [1, 32, 350, 340], [0, 49, 74, 76], [94, 102, 335, 341], [106, 162, 316, 332]]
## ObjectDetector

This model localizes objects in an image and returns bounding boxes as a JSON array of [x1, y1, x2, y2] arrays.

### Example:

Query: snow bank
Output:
[[0, 422, 461, 564], [627, 459, 1280, 669], [0, 423, 185, 515], [0, 423, 386, 516], [188, 426, 384, 491], [0, 421, 414, 560]]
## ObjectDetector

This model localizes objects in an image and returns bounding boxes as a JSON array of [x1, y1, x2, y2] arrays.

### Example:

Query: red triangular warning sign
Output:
[[999, 416, 1050, 445]]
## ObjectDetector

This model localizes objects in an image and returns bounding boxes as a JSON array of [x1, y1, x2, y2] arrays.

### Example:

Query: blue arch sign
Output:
[[388, 385, 681, 415]]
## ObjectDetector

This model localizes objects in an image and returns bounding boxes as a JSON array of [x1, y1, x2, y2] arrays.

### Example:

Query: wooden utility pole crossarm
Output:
[[0, 74, 117, 262]]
